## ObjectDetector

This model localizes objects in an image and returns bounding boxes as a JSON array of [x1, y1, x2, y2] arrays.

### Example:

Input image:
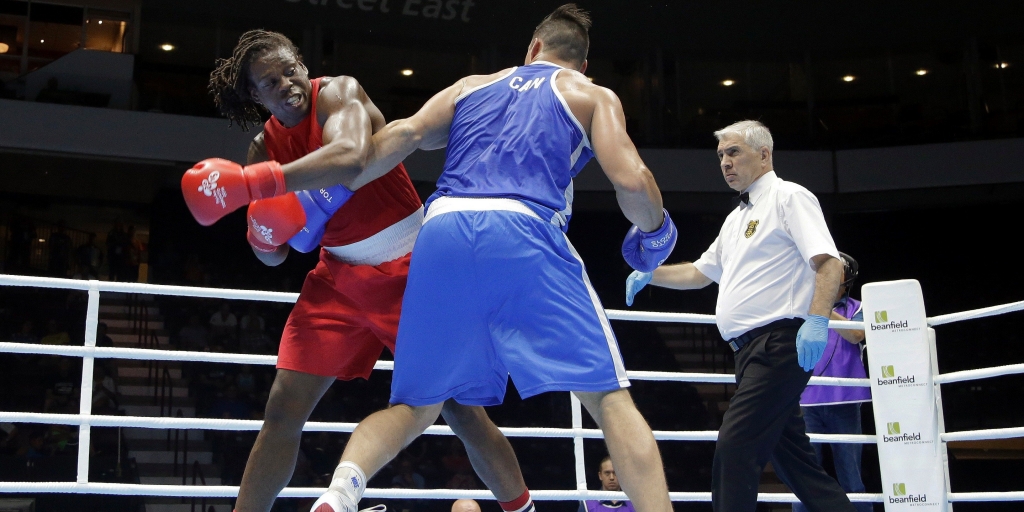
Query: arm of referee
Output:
[[809, 254, 843, 317]]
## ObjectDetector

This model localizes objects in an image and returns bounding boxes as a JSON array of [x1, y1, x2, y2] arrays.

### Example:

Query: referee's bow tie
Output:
[[733, 192, 750, 207]]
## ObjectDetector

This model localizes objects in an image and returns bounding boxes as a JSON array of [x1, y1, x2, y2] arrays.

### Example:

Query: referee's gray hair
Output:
[[714, 120, 774, 152]]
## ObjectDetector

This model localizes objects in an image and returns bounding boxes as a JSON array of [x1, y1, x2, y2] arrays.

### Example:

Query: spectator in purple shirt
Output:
[[580, 456, 635, 512], [794, 252, 871, 512]]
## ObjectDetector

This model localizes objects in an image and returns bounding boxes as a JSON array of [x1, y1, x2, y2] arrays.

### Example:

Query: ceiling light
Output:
[[0, 43, 9, 54], [996, 62, 1010, 69], [721, 79, 735, 86], [400, 69, 413, 76], [98, 20, 102, 24], [842, 75, 855, 82], [39, 39, 44, 43], [915, 69, 928, 76], [160, 44, 175, 51]]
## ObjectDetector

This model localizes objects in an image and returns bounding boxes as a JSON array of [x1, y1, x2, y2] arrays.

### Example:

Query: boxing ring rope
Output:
[[1, 275, 1023, 505]]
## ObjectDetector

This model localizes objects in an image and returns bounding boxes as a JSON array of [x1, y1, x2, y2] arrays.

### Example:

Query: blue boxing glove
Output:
[[621, 209, 678, 272], [625, 271, 652, 307], [796, 314, 830, 371], [287, 184, 355, 253]]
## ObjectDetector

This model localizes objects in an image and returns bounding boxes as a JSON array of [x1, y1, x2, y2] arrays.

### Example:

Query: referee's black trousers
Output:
[[712, 325, 856, 512]]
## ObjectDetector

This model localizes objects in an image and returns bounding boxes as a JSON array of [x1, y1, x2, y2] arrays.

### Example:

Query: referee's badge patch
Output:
[[744, 220, 759, 238]]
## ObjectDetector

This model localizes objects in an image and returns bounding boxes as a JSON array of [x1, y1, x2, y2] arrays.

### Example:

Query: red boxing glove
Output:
[[246, 194, 307, 253], [182, 158, 286, 226]]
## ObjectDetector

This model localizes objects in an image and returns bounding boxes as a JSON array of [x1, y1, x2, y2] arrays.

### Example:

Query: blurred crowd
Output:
[[1, 216, 145, 282]]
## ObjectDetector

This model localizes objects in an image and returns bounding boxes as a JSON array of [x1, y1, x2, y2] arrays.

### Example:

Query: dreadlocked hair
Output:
[[533, 4, 592, 67], [209, 29, 302, 131]]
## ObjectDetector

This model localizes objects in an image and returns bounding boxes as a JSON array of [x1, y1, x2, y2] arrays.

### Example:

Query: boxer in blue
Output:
[[309, 5, 677, 512]]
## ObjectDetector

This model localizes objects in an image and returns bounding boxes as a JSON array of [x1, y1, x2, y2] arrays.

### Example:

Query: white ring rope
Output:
[[0, 274, 300, 303], [0, 411, 876, 444], [941, 426, 1024, 443], [927, 299, 1024, 326], [0, 275, 863, 329], [2, 273, 1024, 503], [0, 482, 886, 502], [3, 274, 1023, 328], [0, 342, 866, 387], [932, 363, 1024, 384], [0, 482, 1019, 503]]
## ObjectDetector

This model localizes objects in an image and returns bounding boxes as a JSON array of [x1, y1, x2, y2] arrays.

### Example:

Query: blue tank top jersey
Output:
[[426, 60, 595, 230]]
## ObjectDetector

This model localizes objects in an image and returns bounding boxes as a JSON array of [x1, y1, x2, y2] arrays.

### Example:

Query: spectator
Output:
[[10, 320, 39, 344], [441, 438, 473, 476], [106, 222, 127, 282], [580, 456, 634, 512], [43, 424, 77, 456], [178, 314, 210, 351], [125, 225, 143, 282], [91, 366, 119, 414], [40, 319, 70, 345], [20, 432, 48, 460], [209, 302, 237, 347], [8, 319, 40, 365], [447, 465, 480, 490], [95, 322, 114, 347], [74, 233, 103, 279], [43, 358, 79, 413], [0, 423, 21, 455], [392, 457, 426, 489], [452, 499, 482, 512], [235, 364, 257, 396], [47, 221, 74, 277], [8, 214, 35, 273], [183, 253, 204, 286], [210, 385, 253, 420], [239, 304, 269, 353]]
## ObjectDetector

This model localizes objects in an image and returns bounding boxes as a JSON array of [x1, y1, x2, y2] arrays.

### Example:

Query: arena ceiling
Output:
[[142, 0, 1024, 60]]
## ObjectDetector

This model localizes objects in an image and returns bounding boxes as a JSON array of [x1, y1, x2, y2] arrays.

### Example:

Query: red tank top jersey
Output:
[[262, 77, 422, 247]]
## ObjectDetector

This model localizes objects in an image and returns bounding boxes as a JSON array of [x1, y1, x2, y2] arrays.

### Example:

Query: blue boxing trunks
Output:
[[389, 196, 630, 406]]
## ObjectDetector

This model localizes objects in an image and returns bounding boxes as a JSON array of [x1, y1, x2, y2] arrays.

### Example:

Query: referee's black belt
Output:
[[726, 318, 805, 352]]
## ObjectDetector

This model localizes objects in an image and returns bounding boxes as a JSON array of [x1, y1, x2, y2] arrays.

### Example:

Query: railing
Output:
[[155, 366, 173, 416], [189, 460, 208, 512], [172, 409, 188, 479]]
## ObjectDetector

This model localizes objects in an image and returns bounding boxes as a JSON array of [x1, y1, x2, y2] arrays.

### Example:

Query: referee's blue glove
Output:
[[625, 271, 652, 307], [796, 314, 830, 371]]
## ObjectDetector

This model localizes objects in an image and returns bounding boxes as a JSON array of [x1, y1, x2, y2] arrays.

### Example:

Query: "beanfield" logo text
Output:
[[883, 422, 922, 443], [889, 483, 929, 504], [871, 310, 910, 331], [877, 365, 920, 387]]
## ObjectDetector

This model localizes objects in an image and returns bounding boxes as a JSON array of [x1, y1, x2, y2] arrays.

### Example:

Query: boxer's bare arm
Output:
[[247, 132, 290, 266], [247, 132, 269, 164], [557, 73, 663, 232], [279, 76, 376, 192], [345, 69, 515, 190]]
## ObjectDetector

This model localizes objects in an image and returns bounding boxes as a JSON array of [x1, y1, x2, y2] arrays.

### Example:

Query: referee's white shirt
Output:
[[693, 171, 839, 340]]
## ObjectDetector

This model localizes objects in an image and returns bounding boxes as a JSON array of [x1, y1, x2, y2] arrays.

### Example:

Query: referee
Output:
[[625, 120, 856, 512]]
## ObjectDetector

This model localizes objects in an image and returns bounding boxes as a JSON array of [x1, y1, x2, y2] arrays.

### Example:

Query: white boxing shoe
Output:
[[310, 491, 386, 512]]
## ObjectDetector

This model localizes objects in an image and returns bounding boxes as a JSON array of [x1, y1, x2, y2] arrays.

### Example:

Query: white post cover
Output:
[[862, 280, 948, 510]]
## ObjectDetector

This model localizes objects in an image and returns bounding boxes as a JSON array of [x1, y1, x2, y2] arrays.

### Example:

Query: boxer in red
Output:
[[204, 30, 532, 512]]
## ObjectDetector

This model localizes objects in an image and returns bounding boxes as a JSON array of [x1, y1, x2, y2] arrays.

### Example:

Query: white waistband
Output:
[[323, 206, 423, 266], [423, 197, 542, 223]]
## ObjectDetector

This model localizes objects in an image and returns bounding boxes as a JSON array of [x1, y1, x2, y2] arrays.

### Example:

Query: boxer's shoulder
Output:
[[458, 67, 518, 95], [247, 131, 268, 164]]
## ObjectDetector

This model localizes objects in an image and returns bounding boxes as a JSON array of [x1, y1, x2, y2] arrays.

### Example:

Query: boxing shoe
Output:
[[309, 491, 385, 512]]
